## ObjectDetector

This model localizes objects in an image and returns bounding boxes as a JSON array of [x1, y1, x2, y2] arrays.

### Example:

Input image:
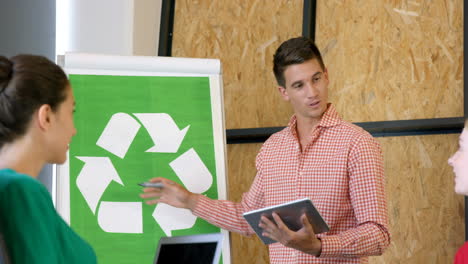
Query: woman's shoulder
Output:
[[0, 169, 50, 211], [0, 169, 43, 193], [0, 170, 97, 263]]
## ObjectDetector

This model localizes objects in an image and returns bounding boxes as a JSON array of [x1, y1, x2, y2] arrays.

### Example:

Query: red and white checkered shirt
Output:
[[193, 104, 390, 263]]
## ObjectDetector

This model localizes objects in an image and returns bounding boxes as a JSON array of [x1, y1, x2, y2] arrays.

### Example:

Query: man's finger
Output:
[[272, 212, 288, 230], [145, 199, 160, 205], [301, 214, 315, 233], [262, 229, 279, 242], [140, 193, 158, 198], [260, 215, 276, 227]]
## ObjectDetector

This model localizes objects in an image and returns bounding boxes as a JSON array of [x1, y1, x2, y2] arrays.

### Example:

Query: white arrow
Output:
[[75, 157, 123, 213], [169, 148, 212, 194], [152, 203, 197, 236], [96, 113, 141, 158], [98, 202, 143, 233], [133, 113, 190, 153]]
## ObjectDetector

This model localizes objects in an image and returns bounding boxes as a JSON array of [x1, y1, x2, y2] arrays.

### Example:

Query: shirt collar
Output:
[[287, 103, 342, 135]]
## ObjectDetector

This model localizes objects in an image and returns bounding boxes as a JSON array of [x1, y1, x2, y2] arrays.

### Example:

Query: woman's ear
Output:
[[36, 104, 53, 131]]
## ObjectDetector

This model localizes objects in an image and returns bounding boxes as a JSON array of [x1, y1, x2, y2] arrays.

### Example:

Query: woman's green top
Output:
[[0, 168, 97, 263]]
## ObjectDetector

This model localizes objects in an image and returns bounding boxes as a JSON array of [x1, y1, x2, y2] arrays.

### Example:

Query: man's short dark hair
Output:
[[273, 37, 325, 87]]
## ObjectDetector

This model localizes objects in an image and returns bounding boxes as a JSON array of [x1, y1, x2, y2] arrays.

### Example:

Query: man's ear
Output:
[[36, 104, 53, 131], [277, 86, 289, 101]]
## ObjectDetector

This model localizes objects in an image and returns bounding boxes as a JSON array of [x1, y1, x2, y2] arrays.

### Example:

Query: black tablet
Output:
[[243, 198, 329, 244]]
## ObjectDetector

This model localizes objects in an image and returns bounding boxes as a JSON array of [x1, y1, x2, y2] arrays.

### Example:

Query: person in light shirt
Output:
[[449, 120, 468, 264], [141, 36, 390, 263]]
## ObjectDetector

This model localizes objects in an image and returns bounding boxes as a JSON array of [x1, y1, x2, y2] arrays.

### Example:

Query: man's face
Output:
[[278, 58, 329, 123], [449, 127, 468, 195]]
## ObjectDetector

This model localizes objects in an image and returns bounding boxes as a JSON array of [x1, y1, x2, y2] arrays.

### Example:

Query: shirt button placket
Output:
[[296, 143, 302, 199]]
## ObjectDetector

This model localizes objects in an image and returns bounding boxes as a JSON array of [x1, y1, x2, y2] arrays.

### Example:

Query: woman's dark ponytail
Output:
[[0, 55, 69, 148]]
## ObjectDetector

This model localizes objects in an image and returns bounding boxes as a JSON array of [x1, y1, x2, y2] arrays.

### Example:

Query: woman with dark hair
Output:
[[450, 120, 468, 264], [0, 55, 96, 263]]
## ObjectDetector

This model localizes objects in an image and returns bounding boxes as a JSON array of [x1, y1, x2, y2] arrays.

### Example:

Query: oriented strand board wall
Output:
[[227, 143, 268, 264], [316, 0, 463, 122], [172, 0, 463, 128], [172, 0, 303, 129], [369, 134, 464, 263]]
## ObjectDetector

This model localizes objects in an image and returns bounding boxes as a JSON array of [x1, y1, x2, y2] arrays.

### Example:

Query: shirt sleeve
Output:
[[192, 143, 268, 236], [319, 133, 391, 258]]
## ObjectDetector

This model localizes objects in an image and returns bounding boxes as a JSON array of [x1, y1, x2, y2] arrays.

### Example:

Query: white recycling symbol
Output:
[[75, 112, 213, 236]]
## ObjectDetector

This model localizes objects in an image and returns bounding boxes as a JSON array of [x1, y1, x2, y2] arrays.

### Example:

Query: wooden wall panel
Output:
[[172, 0, 303, 129], [173, 0, 462, 128], [316, 0, 463, 122], [227, 143, 268, 264], [369, 134, 464, 264]]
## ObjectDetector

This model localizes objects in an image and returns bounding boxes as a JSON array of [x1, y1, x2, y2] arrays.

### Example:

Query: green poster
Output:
[[68, 74, 221, 264]]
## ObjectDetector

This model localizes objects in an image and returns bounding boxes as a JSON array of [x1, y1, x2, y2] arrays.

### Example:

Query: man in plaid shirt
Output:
[[141, 37, 390, 263]]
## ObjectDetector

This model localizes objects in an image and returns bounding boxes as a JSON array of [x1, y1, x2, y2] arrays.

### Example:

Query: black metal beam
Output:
[[158, 0, 175, 56], [355, 117, 465, 137], [226, 127, 284, 144], [302, 0, 317, 41], [226, 117, 465, 144]]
